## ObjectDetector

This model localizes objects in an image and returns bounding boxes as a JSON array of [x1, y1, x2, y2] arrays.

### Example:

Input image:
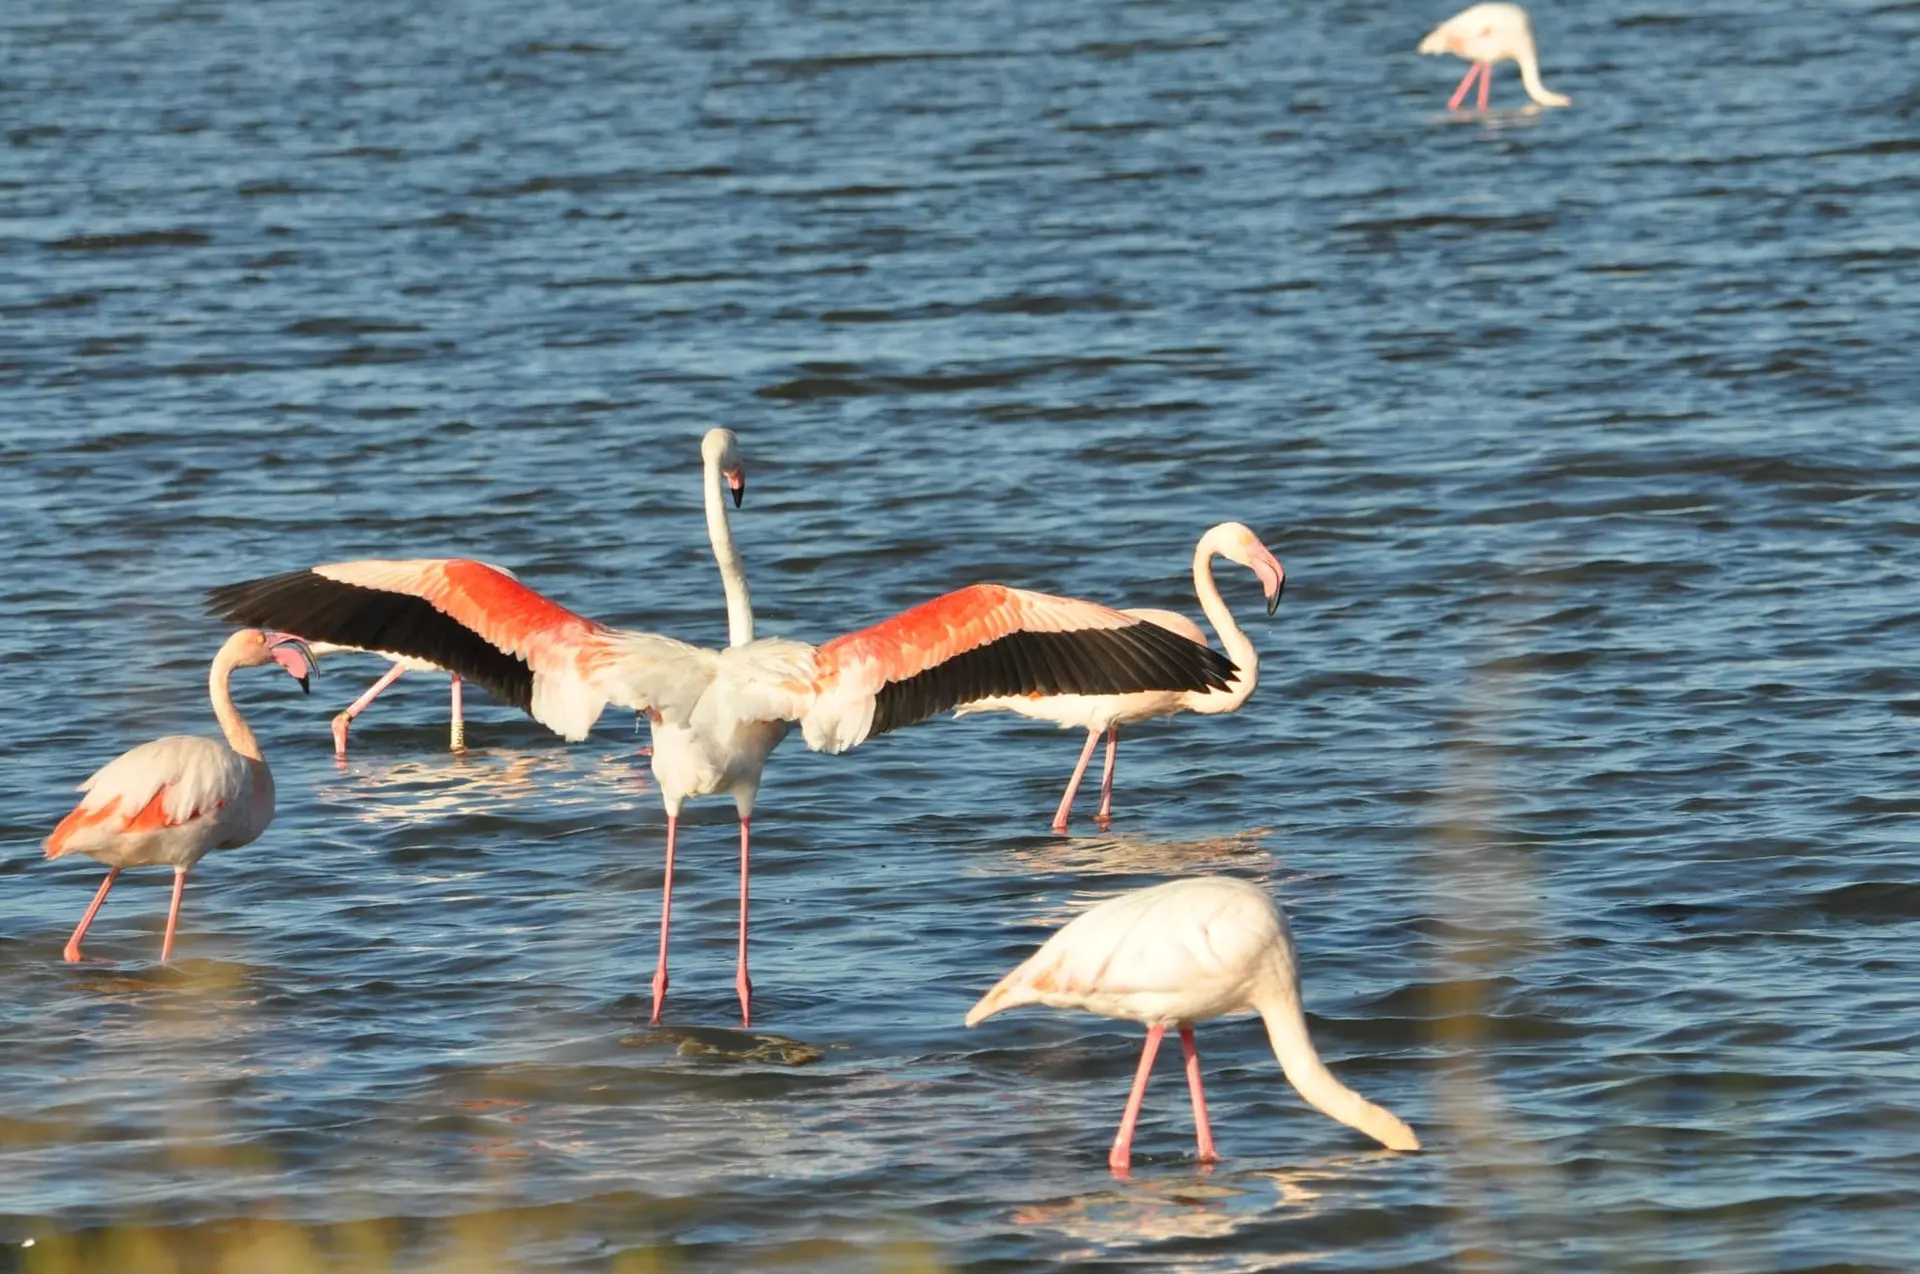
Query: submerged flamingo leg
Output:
[[1180, 1027, 1220, 1163], [1052, 730, 1101, 834], [62, 868, 120, 963], [1446, 61, 1483, 111], [1094, 726, 1119, 829], [449, 674, 465, 751], [159, 868, 188, 964], [332, 664, 407, 758], [650, 814, 678, 1024], [736, 817, 753, 1028], [1477, 60, 1492, 111], [1109, 1023, 1166, 1175]]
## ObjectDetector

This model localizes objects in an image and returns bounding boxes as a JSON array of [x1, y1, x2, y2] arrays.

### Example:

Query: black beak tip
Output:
[[298, 676, 311, 694]]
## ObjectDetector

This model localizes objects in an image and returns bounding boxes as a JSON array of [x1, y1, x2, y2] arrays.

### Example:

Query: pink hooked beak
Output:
[[724, 465, 746, 508], [1252, 554, 1285, 616], [265, 632, 316, 693]]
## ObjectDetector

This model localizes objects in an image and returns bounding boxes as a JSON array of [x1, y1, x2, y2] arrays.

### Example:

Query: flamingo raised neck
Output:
[[955, 522, 1284, 833]]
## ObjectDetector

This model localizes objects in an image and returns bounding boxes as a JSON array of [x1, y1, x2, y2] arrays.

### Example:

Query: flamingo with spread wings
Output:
[[206, 429, 1236, 1026], [967, 877, 1420, 1175], [44, 629, 316, 963], [956, 522, 1284, 833]]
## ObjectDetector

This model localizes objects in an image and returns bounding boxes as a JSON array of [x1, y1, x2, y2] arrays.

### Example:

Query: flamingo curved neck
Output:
[[1256, 987, 1419, 1152], [1187, 535, 1259, 714], [1516, 47, 1568, 107], [209, 639, 262, 762], [705, 452, 754, 647]]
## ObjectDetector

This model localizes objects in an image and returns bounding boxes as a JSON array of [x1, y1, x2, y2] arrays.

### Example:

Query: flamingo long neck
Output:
[[705, 453, 755, 647], [1515, 42, 1567, 107], [1256, 974, 1420, 1152], [209, 638, 263, 762], [1187, 534, 1259, 714]]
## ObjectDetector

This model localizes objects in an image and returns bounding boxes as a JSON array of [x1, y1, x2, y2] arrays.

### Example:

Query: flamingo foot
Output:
[[62, 869, 119, 964], [1093, 813, 1113, 832], [649, 967, 668, 1025], [331, 713, 351, 759], [1050, 817, 1071, 835], [1182, 1027, 1220, 1163], [736, 970, 753, 1029], [449, 675, 465, 752], [1446, 61, 1483, 112], [1108, 1024, 1164, 1179]]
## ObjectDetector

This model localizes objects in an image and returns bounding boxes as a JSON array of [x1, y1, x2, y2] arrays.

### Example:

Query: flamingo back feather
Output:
[[46, 736, 252, 859], [966, 877, 1285, 1026]]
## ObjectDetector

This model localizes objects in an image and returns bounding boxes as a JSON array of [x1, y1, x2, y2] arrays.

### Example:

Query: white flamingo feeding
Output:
[[206, 429, 1239, 1027], [967, 877, 1421, 1174], [298, 560, 529, 760], [1419, 3, 1570, 111], [317, 653, 462, 758], [956, 522, 1283, 833], [43, 629, 316, 963]]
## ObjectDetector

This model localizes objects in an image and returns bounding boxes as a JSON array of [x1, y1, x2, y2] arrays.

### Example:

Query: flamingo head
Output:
[[1211, 523, 1286, 616], [703, 427, 747, 507], [239, 630, 317, 692]]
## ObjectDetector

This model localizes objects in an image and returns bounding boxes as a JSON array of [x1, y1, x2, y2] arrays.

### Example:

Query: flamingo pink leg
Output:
[[332, 664, 407, 757], [159, 868, 188, 964], [1109, 1023, 1166, 1175], [449, 674, 465, 751], [1180, 1027, 1220, 1163], [62, 868, 120, 963], [1052, 729, 1101, 833], [1447, 61, 1484, 111], [1094, 725, 1119, 829], [736, 817, 753, 1027], [1478, 60, 1492, 111], [650, 813, 678, 1024]]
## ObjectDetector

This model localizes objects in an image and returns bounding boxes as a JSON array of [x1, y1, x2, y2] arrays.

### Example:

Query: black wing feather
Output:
[[205, 570, 535, 713], [867, 622, 1237, 739]]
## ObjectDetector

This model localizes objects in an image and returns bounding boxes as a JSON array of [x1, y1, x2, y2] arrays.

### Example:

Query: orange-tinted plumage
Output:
[[45, 799, 120, 859]]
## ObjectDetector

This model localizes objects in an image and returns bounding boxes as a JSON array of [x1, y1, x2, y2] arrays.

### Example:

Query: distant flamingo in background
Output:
[[207, 429, 1237, 1027], [318, 654, 460, 758], [43, 629, 316, 963], [308, 561, 522, 759], [957, 522, 1283, 833], [1419, 3, 1571, 111], [967, 877, 1421, 1175]]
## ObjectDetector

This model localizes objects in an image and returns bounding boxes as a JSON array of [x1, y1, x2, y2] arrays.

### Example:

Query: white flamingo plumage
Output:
[[956, 522, 1284, 833], [205, 429, 1238, 1026], [43, 628, 316, 963], [1419, 3, 1571, 111], [967, 877, 1421, 1175]]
